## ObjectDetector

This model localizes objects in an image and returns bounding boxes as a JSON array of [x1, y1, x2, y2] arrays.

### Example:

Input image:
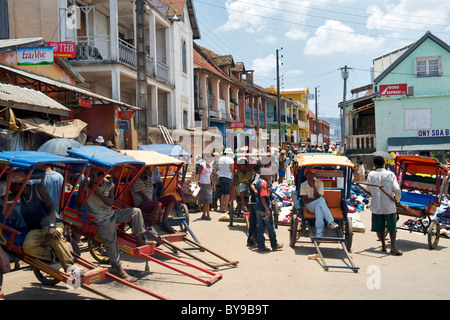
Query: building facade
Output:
[[5, 0, 200, 146], [194, 43, 270, 151], [373, 31, 450, 161]]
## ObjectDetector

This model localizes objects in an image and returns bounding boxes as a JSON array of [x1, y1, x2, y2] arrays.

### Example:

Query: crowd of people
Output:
[[1, 140, 407, 287]]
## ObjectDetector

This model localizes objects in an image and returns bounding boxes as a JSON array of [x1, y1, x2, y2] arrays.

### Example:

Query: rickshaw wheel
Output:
[[428, 220, 440, 249], [179, 204, 190, 233], [345, 217, 353, 252], [88, 239, 110, 264], [289, 210, 299, 247], [33, 268, 61, 286]]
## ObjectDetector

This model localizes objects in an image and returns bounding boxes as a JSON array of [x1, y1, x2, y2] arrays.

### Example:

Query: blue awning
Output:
[[137, 144, 191, 158], [67, 145, 144, 169]]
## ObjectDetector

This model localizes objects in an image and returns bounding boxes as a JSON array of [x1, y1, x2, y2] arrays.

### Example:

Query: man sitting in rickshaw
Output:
[[9, 176, 82, 275], [78, 168, 153, 282], [131, 166, 176, 234], [299, 168, 339, 237], [235, 160, 253, 214]]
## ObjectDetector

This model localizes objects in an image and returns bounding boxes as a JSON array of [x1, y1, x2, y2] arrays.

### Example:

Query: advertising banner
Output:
[[48, 42, 76, 58], [380, 84, 407, 96], [17, 47, 54, 66]]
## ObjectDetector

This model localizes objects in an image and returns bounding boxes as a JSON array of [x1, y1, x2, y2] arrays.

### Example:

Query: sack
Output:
[[192, 186, 200, 197]]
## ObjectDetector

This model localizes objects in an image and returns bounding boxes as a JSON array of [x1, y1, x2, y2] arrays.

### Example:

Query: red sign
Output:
[[380, 84, 407, 96], [78, 98, 91, 108], [48, 42, 76, 58], [230, 122, 244, 130], [118, 111, 133, 120]]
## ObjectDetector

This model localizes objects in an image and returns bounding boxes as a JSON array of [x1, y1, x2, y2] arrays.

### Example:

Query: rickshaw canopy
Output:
[[0, 150, 87, 169], [118, 150, 184, 167], [395, 155, 449, 175], [296, 154, 355, 169], [137, 144, 191, 158], [67, 145, 144, 169]]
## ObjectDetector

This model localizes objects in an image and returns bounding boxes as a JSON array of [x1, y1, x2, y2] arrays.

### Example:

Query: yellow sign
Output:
[[291, 124, 299, 130]]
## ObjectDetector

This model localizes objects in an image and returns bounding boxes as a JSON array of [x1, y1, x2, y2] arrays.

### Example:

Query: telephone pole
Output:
[[276, 48, 281, 147], [136, 0, 149, 144], [340, 65, 351, 153]]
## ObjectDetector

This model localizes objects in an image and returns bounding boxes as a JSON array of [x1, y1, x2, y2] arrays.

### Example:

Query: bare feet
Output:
[[390, 249, 403, 256], [115, 266, 137, 282]]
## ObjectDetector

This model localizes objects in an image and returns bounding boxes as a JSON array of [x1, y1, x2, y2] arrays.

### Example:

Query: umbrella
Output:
[[37, 138, 82, 156], [372, 151, 394, 161]]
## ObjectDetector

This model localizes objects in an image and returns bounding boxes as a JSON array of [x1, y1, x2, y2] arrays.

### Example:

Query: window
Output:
[[181, 39, 187, 74], [415, 57, 443, 77], [404, 108, 431, 130]]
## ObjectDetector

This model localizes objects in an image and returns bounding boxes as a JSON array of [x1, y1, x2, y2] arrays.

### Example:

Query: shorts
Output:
[[278, 170, 285, 177], [371, 213, 397, 233], [219, 177, 232, 195]]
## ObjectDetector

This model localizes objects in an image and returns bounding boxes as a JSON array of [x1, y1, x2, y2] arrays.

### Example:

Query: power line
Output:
[[196, 0, 448, 43]]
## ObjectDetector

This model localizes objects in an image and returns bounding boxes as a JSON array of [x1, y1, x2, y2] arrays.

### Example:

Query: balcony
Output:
[[346, 134, 376, 155], [69, 36, 169, 83]]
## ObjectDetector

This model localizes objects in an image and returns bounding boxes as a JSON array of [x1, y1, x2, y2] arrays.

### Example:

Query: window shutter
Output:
[[438, 56, 443, 76]]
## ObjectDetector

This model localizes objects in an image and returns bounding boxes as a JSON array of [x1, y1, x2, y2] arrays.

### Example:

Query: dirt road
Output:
[[2, 207, 450, 302]]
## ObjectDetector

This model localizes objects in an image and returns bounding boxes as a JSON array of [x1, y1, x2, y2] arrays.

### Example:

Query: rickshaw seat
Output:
[[302, 189, 344, 220]]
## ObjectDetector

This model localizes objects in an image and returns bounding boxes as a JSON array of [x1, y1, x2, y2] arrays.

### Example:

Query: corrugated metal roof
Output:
[[0, 64, 139, 111], [0, 82, 71, 116]]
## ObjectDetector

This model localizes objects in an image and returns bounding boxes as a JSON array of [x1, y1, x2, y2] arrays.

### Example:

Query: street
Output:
[[2, 206, 450, 301]]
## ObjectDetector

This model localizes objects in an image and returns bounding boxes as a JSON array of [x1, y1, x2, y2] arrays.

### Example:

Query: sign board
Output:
[[306, 94, 315, 100], [118, 111, 133, 120], [47, 42, 76, 58], [418, 129, 450, 137], [230, 122, 244, 130], [380, 84, 407, 96], [290, 124, 299, 130], [17, 47, 53, 65], [68, 98, 91, 109]]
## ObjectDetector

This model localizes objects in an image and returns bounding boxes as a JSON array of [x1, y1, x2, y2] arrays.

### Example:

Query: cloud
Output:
[[304, 20, 385, 56], [257, 35, 277, 44], [218, 0, 281, 34], [251, 54, 276, 78], [366, 0, 449, 32], [285, 28, 308, 41]]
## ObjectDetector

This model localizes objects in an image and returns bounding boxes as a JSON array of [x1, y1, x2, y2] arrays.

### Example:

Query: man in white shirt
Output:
[[300, 168, 339, 237], [367, 156, 402, 255], [218, 148, 234, 212]]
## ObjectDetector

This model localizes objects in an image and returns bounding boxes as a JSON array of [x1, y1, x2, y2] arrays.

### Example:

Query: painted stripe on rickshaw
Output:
[[0, 230, 6, 246], [65, 219, 82, 227], [119, 245, 133, 255]]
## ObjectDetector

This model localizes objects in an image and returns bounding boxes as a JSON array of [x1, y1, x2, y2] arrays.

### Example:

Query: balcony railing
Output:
[[348, 134, 376, 150], [69, 36, 165, 82]]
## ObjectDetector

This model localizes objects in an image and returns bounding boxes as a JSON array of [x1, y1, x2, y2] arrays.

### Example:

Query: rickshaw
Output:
[[65, 146, 222, 286], [227, 152, 279, 227], [393, 155, 448, 249], [289, 153, 359, 273], [118, 149, 239, 270], [0, 151, 122, 300]]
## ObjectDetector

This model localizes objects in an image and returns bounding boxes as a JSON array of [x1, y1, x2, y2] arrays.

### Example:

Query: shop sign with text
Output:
[[17, 47, 53, 65], [48, 42, 76, 58], [380, 83, 407, 96]]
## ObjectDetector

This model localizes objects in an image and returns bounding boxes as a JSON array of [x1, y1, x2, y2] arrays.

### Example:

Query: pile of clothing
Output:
[[272, 183, 295, 208]]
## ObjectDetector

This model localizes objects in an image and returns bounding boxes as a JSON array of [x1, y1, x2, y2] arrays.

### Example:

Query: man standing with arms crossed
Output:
[[367, 156, 403, 255]]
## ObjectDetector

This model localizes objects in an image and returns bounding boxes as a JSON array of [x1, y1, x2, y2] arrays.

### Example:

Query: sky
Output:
[[192, 0, 450, 118]]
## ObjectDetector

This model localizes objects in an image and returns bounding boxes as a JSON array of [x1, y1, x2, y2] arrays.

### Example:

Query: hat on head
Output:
[[105, 140, 114, 147], [95, 136, 104, 143], [224, 147, 233, 154], [305, 167, 316, 174]]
